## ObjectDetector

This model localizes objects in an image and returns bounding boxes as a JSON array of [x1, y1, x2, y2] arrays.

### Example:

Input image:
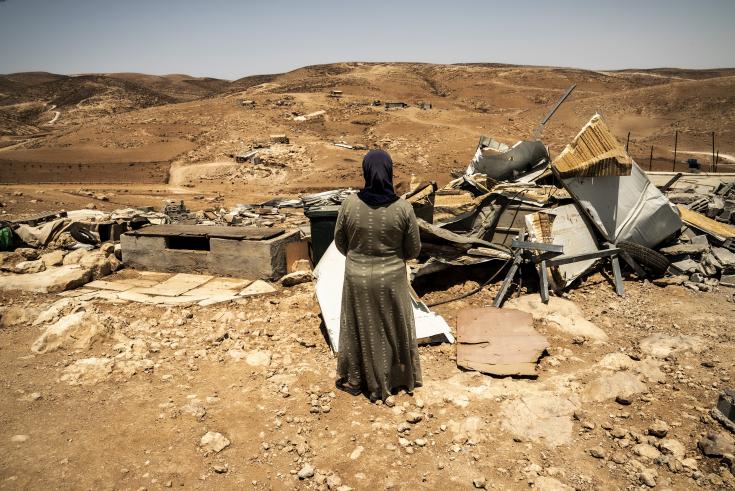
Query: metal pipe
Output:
[[532, 84, 576, 139], [672, 130, 678, 172]]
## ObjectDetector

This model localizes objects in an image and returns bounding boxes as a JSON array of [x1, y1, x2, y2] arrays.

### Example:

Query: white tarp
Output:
[[562, 162, 682, 248], [313, 242, 455, 352]]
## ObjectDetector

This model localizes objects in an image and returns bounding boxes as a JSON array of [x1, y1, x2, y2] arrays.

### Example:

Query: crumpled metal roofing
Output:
[[553, 114, 632, 178]]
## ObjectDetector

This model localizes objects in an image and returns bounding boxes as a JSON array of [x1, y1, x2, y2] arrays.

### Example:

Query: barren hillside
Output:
[[1, 62, 733, 195]]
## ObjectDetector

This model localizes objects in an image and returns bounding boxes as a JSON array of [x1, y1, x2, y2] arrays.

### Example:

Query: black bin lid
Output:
[[304, 205, 341, 218]]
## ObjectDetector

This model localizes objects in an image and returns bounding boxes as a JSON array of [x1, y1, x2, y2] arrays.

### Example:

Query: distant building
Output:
[[328, 90, 343, 98], [385, 101, 409, 110], [241, 100, 255, 107]]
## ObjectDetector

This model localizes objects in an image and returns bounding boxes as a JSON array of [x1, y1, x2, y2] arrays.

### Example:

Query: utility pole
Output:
[[626, 132, 631, 153], [672, 130, 678, 172], [712, 132, 716, 172], [716, 150, 719, 172], [649, 146, 654, 171]]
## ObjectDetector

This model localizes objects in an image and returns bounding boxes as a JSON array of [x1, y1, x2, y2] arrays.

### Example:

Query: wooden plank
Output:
[[678, 205, 735, 239], [127, 224, 285, 240], [134, 273, 214, 297]]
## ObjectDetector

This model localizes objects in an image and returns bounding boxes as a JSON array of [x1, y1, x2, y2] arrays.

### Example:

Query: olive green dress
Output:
[[334, 194, 422, 400]]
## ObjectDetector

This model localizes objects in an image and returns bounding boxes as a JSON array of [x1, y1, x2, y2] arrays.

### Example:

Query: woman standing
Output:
[[334, 149, 422, 402]]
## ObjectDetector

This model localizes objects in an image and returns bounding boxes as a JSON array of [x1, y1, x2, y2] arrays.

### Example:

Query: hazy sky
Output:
[[1, 0, 734, 80]]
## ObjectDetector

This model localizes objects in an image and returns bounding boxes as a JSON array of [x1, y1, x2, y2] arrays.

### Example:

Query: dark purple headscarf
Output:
[[357, 149, 399, 206]]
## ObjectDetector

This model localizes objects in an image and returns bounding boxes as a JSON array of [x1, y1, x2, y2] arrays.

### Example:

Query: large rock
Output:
[[199, 431, 230, 453], [698, 432, 735, 457], [78, 250, 112, 278], [595, 353, 665, 383], [506, 295, 608, 342], [60, 357, 114, 385], [0, 252, 24, 271], [32, 298, 74, 326], [500, 391, 579, 447], [62, 248, 88, 265], [31, 311, 118, 354], [639, 333, 706, 358], [281, 270, 313, 287], [245, 350, 272, 367], [13, 259, 46, 274], [584, 371, 647, 402], [41, 250, 66, 268], [0, 264, 92, 293]]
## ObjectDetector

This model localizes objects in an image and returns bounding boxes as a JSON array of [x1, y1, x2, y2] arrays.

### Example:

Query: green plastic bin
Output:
[[304, 205, 341, 266]]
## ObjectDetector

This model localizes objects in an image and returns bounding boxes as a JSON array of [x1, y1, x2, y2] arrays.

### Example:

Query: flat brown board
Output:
[[456, 307, 548, 376], [127, 224, 285, 240], [285, 240, 311, 273]]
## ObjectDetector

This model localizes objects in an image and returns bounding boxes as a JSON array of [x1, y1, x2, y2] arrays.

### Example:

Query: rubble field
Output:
[[1, 269, 734, 489]]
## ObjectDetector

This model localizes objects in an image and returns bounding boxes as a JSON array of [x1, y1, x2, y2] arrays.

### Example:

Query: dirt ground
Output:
[[1, 266, 734, 490]]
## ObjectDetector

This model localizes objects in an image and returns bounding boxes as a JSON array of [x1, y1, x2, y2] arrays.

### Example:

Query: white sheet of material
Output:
[[313, 242, 455, 352]]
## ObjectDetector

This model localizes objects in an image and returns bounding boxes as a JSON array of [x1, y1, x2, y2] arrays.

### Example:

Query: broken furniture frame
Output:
[[493, 234, 645, 307]]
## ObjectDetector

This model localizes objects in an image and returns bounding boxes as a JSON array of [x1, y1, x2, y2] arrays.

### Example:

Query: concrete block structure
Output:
[[121, 225, 301, 280]]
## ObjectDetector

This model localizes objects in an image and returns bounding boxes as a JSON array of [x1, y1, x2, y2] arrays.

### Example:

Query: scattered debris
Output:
[[294, 110, 326, 122], [232, 149, 260, 164], [712, 389, 735, 432]]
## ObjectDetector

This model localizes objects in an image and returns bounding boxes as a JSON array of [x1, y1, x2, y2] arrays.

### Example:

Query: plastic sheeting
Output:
[[313, 242, 454, 352]]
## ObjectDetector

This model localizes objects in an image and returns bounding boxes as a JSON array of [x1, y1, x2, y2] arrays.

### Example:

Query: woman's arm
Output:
[[402, 205, 421, 260], [334, 203, 349, 255]]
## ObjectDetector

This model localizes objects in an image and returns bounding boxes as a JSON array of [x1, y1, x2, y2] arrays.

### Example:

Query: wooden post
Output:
[[712, 132, 716, 172], [649, 146, 653, 170], [672, 130, 678, 172], [626, 132, 631, 153]]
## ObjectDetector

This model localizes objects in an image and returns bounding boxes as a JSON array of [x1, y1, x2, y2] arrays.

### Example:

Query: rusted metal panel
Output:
[[456, 307, 548, 377]]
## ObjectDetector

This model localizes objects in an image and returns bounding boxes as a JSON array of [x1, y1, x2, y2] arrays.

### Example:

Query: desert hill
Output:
[[0, 62, 733, 195]]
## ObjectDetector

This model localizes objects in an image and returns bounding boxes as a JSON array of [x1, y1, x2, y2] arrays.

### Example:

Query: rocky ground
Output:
[[1, 263, 734, 490]]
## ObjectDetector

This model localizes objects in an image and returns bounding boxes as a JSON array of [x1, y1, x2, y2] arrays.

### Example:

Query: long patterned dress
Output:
[[334, 194, 422, 401]]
